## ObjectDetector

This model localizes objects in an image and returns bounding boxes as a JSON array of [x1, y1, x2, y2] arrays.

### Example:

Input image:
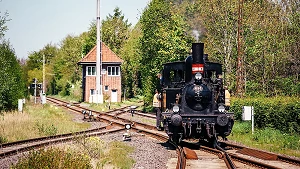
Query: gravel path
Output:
[[99, 132, 176, 169]]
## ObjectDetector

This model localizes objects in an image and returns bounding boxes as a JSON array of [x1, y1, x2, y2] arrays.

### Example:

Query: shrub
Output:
[[230, 96, 300, 134]]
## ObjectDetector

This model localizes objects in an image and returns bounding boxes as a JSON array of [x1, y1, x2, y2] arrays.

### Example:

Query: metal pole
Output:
[[252, 106, 254, 134], [96, 0, 103, 103], [43, 54, 45, 94], [34, 78, 37, 104]]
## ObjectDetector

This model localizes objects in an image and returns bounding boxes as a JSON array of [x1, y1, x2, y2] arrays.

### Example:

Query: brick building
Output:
[[78, 43, 123, 103]]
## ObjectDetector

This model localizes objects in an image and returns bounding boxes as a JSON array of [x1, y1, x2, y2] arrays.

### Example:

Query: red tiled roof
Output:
[[78, 43, 123, 64]]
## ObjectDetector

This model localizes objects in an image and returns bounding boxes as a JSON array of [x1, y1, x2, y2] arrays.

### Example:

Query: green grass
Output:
[[228, 121, 300, 157], [0, 102, 90, 143], [100, 140, 135, 169], [11, 147, 92, 169], [12, 136, 135, 169]]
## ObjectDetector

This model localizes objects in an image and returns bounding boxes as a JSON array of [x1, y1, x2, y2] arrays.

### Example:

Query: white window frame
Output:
[[107, 66, 120, 76], [104, 86, 109, 91], [87, 66, 96, 76]]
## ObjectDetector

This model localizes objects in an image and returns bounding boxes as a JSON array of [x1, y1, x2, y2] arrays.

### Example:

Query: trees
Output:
[[101, 7, 131, 55], [0, 11, 25, 111], [119, 23, 143, 97], [139, 0, 193, 104], [171, 0, 299, 96], [0, 41, 25, 111], [25, 44, 58, 95], [52, 35, 83, 97], [82, 7, 131, 56]]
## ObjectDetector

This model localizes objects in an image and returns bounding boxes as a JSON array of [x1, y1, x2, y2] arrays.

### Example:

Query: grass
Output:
[[0, 102, 90, 143], [11, 147, 92, 169], [228, 121, 300, 157], [12, 137, 135, 169]]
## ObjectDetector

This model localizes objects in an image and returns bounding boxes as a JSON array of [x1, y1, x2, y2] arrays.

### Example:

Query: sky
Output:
[[0, 0, 150, 59]]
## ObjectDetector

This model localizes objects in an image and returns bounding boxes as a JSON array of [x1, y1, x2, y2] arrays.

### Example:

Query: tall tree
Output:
[[0, 41, 25, 111], [82, 7, 131, 56], [101, 7, 131, 54], [139, 0, 193, 104], [120, 23, 143, 97], [53, 35, 83, 96], [82, 22, 96, 56]]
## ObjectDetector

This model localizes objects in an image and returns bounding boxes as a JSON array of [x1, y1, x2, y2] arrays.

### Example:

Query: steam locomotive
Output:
[[159, 43, 234, 147]]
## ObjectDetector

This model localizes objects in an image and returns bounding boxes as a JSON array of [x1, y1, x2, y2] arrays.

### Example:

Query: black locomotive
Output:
[[159, 43, 234, 147]]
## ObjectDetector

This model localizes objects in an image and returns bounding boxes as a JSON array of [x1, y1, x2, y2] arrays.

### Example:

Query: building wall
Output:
[[84, 64, 122, 102]]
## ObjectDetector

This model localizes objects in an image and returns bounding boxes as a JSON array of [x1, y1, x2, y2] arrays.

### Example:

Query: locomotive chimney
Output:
[[192, 43, 204, 64]]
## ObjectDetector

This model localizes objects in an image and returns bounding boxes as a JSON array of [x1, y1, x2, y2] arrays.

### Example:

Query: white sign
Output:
[[18, 99, 23, 112], [243, 106, 253, 121], [243, 106, 255, 134]]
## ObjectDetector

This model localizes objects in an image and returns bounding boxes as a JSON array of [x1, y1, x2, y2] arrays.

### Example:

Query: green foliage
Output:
[[139, 0, 192, 104], [23, 43, 58, 96], [230, 97, 300, 134], [82, 7, 131, 56], [171, 0, 300, 96], [26, 51, 43, 73], [0, 40, 25, 111], [12, 148, 92, 169], [102, 7, 132, 55], [53, 35, 83, 96], [82, 22, 96, 56], [120, 23, 143, 97]]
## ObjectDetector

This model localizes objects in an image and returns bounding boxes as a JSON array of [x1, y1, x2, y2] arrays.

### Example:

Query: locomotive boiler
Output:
[[160, 43, 234, 147]]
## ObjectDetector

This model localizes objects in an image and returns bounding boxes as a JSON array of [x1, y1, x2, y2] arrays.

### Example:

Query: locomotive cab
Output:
[[160, 43, 234, 146], [161, 61, 186, 112]]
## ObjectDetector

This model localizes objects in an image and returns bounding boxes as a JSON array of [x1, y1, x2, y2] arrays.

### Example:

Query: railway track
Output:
[[0, 97, 168, 159], [220, 141, 300, 168], [2, 97, 300, 169], [0, 125, 124, 159], [47, 97, 300, 169]]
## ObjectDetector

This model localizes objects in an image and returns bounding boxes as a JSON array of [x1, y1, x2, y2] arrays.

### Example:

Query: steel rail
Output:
[[220, 141, 300, 166], [0, 127, 125, 159]]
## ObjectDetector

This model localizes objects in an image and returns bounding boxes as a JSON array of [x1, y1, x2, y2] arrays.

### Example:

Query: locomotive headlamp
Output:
[[218, 105, 225, 113], [195, 73, 202, 80], [125, 124, 131, 130], [172, 105, 180, 113]]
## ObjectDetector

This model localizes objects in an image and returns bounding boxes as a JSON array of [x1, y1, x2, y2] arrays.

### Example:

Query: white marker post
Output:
[[243, 106, 254, 134]]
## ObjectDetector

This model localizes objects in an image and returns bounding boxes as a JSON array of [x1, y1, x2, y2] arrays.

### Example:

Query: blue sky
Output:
[[0, 0, 150, 59]]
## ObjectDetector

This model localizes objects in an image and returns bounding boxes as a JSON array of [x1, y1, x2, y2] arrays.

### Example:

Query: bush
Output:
[[230, 96, 300, 134]]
